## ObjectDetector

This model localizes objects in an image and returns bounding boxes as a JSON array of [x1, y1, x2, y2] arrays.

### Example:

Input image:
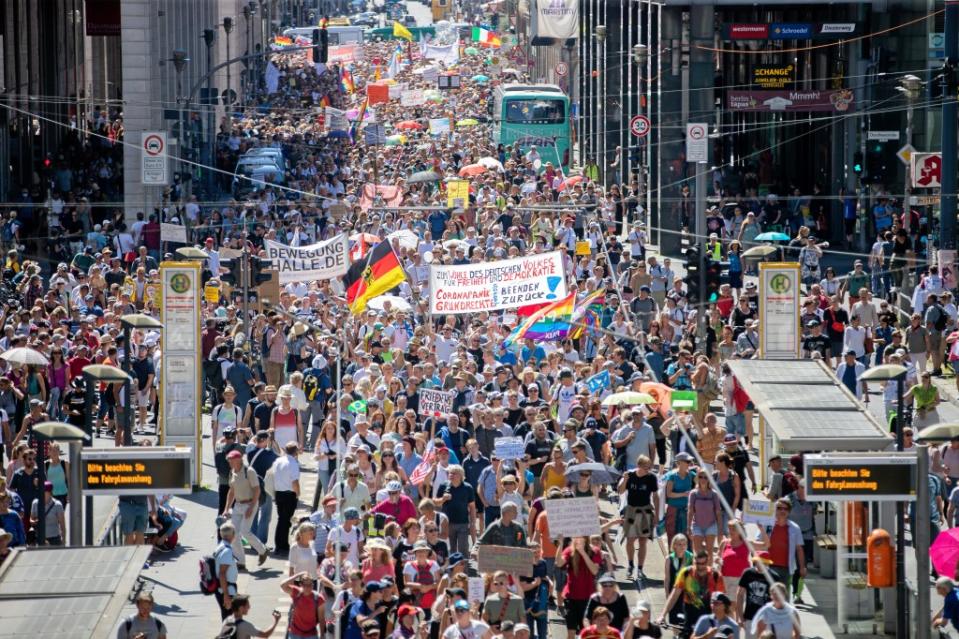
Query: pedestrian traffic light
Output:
[[684, 246, 701, 305], [853, 151, 864, 174], [312, 26, 328, 64], [219, 259, 242, 287], [705, 259, 723, 302], [249, 255, 273, 285]]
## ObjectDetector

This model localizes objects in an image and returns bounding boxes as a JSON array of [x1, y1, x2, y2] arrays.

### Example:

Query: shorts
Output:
[[135, 388, 151, 407], [691, 522, 719, 537], [623, 506, 656, 540], [565, 599, 589, 632], [119, 500, 149, 536], [725, 413, 746, 437], [745, 401, 755, 411]]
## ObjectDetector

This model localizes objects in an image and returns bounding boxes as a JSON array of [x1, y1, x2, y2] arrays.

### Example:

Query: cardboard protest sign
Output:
[[477, 545, 535, 577], [543, 497, 602, 538], [418, 388, 453, 417]]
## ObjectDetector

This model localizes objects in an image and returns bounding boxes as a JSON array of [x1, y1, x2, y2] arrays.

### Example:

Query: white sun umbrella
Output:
[[386, 229, 420, 251], [478, 156, 504, 172], [1, 347, 50, 367], [443, 239, 470, 251], [367, 295, 412, 312]]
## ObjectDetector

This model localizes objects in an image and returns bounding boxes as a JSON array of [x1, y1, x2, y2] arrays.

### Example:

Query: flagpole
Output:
[[333, 334, 343, 639]]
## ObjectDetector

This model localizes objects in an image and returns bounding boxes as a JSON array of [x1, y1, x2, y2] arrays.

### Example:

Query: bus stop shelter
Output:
[[0, 545, 151, 638], [726, 358, 898, 633]]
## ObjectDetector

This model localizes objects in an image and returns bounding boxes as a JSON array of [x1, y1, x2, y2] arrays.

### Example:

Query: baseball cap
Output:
[[633, 601, 651, 614], [453, 600, 470, 611], [386, 480, 402, 493], [226, 450, 243, 459], [343, 507, 361, 520], [674, 452, 693, 463], [597, 574, 616, 585]]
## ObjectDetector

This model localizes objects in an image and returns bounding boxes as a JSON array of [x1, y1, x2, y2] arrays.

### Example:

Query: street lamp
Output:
[[119, 314, 164, 446], [243, 3, 257, 104], [202, 29, 217, 196], [897, 74, 921, 230], [222, 17, 235, 105], [82, 364, 131, 544], [32, 422, 88, 546], [860, 363, 907, 639], [593, 26, 607, 180], [169, 50, 190, 183]]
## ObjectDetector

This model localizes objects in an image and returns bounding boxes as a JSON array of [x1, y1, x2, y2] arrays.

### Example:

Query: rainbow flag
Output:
[[341, 68, 355, 94], [319, 95, 331, 107], [273, 35, 294, 47], [505, 292, 576, 345], [570, 288, 606, 339]]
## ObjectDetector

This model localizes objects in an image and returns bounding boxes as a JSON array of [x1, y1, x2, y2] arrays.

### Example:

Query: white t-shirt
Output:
[[327, 525, 364, 564], [443, 620, 490, 639], [751, 602, 801, 638]]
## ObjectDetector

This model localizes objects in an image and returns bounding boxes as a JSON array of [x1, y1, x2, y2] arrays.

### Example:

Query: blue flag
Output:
[[586, 370, 610, 393]]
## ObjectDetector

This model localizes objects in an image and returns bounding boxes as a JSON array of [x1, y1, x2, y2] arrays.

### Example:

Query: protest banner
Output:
[[264, 235, 350, 283], [389, 82, 407, 100], [429, 251, 568, 314], [477, 545, 535, 577], [325, 107, 349, 132], [493, 437, 525, 461], [447, 179, 470, 208], [543, 497, 602, 538], [401, 89, 426, 106], [160, 223, 187, 243], [418, 388, 453, 417], [328, 43, 364, 63], [743, 499, 776, 527], [429, 117, 451, 135], [467, 577, 485, 603]]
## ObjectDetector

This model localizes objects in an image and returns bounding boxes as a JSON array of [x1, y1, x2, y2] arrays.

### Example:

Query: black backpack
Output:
[[933, 305, 948, 332]]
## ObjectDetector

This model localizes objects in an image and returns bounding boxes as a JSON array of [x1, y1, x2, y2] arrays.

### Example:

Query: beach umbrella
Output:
[[408, 170, 442, 184], [464, 46, 480, 55], [395, 120, 424, 131], [0, 347, 49, 367], [558, 175, 585, 190], [386, 230, 420, 251], [368, 295, 412, 312], [443, 239, 470, 251], [601, 391, 656, 407], [471, 74, 490, 83], [458, 163, 488, 177], [742, 245, 778, 259], [931, 528, 959, 576], [754, 231, 790, 242], [477, 157, 504, 171], [565, 462, 622, 486], [640, 381, 673, 416], [456, 118, 480, 127], [916, 422, 959, 442]]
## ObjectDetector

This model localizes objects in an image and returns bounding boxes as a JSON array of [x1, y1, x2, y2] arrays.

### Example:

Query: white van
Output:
[[282, 25, 365, 44]]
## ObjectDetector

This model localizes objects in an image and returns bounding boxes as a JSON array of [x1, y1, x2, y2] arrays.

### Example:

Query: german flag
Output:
[[343, 241, 406, 314]]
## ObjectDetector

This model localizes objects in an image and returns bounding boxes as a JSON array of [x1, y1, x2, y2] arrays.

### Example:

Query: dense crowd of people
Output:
[[2, 5, 959, 639]]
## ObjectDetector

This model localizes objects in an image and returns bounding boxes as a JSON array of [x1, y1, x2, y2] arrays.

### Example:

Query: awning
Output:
[[726, 359, 893, 453], [0, 545, 152, 638]]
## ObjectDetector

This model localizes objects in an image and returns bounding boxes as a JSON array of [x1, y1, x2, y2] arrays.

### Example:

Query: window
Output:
[[505, 99, 566, 124]]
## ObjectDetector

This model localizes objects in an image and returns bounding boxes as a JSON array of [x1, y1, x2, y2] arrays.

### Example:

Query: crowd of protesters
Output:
[[3, 4, 959, 639]]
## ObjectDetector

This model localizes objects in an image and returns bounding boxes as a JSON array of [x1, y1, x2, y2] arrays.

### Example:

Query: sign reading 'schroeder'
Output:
[[81, 448, 193, 495]]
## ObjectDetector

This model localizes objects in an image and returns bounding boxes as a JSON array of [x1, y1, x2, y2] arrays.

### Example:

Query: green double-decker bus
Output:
[[492, 84, 571, 169]]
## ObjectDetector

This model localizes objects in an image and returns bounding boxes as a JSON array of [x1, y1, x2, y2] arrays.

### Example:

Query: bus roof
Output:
[[501, 84, 565, 94]]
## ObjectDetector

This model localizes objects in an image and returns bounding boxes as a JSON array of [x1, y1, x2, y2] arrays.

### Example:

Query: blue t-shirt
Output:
[[944, 587, 959, 629], [666, 363, 692, 390], [345, 598, 374, 639], [664, 469, 696, 507]]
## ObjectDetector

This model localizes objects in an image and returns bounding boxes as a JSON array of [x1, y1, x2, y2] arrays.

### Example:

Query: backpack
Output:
[[304, 372, 320, 401], [199, 553, 221, 594], [933, 305, 948, 332], [782, 471, 800, 497], [123, 614, 161, 636]]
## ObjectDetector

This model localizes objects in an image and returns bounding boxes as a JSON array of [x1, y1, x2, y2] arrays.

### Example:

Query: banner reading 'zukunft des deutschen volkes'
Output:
[[429, 251, 568, 314]]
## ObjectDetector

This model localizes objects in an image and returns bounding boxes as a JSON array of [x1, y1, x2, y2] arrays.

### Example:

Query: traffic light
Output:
[[684, 246, 701, 305], [250, 255, 273, 285], [219, 259, 243, 287], [853, 151, 863, 174], [312, 26, 328, 64], [705, 259, 723, 302]]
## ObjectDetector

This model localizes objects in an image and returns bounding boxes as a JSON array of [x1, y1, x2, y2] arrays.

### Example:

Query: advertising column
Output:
[[160, 261, 202, 485]]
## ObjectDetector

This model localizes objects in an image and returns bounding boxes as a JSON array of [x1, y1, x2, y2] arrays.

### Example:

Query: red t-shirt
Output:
[[562, 546, 602, 600], [579, 626, 621, 639], [68, 356, 91, 380], [769, 524, 790, 568], [289, 586, 324, 636]]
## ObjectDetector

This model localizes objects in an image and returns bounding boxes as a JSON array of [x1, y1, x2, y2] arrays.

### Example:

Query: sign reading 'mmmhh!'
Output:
[[804, 453, 916, 501], [81, 448, 193, 496]]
